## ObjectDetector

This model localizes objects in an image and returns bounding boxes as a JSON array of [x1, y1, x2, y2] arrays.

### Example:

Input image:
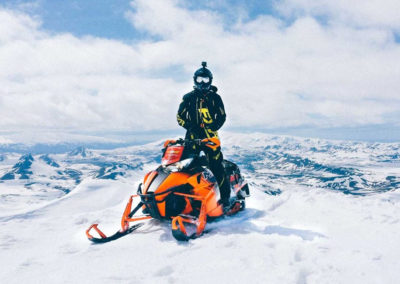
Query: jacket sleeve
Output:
[[209, 94, 226, 131], [176, 95, 192, 130]]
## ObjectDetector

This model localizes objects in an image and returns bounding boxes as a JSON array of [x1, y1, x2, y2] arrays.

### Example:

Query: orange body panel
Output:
[[186, 173, 223, 217], [143, 171, 151, 185], [152, 172, 191, 217], [147, 170, 223, 219], [143, 171, 158, 192]]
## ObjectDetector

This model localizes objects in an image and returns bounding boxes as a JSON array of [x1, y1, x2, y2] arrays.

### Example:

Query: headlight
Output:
[[165, 158, 193, 171]]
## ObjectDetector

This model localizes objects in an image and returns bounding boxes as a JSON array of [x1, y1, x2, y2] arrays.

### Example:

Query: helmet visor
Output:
[[196, 76, 210, 83]]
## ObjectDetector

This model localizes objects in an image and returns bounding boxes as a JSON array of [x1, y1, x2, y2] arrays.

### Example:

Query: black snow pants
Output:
[[186, 131, 230, 202]]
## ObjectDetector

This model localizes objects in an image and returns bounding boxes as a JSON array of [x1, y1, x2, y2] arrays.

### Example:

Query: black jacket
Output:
[[177, 86, 226, 139]]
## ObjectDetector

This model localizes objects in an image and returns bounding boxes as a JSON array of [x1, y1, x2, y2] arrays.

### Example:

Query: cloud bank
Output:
[[1, 0, 400, 134]]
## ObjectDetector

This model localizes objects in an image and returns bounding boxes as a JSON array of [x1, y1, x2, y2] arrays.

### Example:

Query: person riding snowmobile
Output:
[[176, 62, 230, 209]]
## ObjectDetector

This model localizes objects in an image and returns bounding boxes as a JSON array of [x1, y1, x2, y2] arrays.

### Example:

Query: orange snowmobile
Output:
[[86, 137, 250, 242]]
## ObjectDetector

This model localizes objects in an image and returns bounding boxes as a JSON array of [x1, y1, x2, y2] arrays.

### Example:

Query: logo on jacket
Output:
[[199, 108, 213, 124]]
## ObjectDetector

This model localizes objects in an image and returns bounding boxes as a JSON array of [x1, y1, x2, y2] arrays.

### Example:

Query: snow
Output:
[[1, 180, 399, 283], [0, 133, 399, 283]]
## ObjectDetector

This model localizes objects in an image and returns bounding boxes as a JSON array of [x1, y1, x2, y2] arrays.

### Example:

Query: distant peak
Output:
[[68, 146, 90, 157], [40, 154, 60, 168], [20, 153, 34, 161]]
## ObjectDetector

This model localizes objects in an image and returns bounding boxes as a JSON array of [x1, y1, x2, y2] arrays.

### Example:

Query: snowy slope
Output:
[[0, 132, 399, 283]]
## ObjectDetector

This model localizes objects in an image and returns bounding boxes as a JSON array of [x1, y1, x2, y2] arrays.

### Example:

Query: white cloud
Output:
[[0, 7, 187, 132], [0, 8, 42, 42], [0, 1, 400, 136], [276, 0, 400, 31]]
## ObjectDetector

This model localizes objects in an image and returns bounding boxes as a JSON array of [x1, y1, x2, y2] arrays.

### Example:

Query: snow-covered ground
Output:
[[0, 133, 399, 283]]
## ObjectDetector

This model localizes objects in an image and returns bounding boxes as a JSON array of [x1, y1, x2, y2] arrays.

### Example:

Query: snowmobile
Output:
[[86, 137, 250, 242]]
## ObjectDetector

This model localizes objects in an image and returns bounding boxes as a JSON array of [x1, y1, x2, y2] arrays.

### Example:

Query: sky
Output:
[[1, 0, 400, 142]]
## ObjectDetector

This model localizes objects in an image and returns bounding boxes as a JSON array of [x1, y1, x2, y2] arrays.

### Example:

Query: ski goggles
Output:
[[195, 76, 210, 83]]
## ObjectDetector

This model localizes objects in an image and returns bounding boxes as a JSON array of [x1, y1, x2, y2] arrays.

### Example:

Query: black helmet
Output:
[[193, 61, 213, 91]]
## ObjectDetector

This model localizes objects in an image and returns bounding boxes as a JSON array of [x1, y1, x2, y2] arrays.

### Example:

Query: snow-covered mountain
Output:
[[68, 146, 91, 158], [222, 133, 400, 196], [1, 153, 35, 180], [0, 133, 399, 283]]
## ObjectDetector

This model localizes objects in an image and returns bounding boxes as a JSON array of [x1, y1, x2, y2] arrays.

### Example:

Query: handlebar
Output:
[[163, 137, 220, 150]]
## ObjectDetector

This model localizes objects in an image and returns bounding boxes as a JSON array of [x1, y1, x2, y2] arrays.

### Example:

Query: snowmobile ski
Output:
[[86, 200, 150, 243], [86, 223, 144, 243]]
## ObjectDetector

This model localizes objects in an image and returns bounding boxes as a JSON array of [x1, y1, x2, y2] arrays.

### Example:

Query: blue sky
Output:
[[4, 0, 278, 40], [4, 0, 138, 39], [1, 0, 400, 142]]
